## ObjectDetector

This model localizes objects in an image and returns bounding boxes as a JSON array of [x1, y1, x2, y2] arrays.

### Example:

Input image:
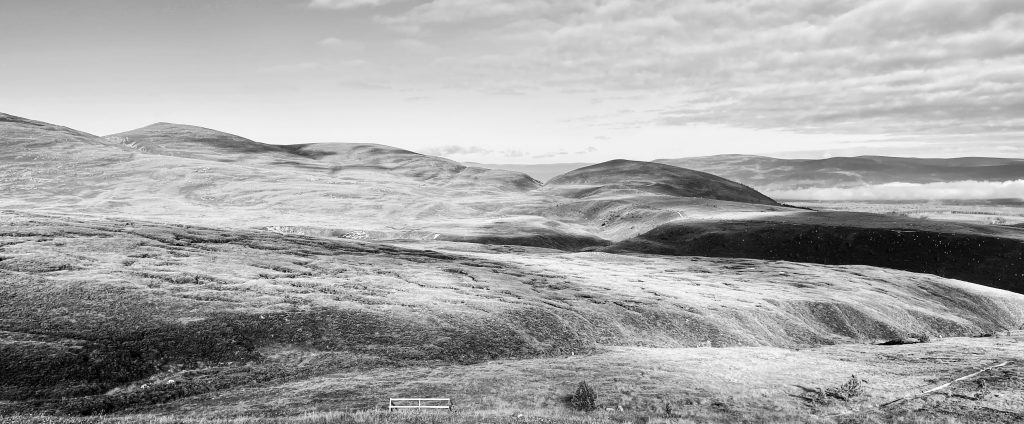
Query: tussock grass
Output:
[[0, 409, 826, 424], [3, 212, 1024, 419]]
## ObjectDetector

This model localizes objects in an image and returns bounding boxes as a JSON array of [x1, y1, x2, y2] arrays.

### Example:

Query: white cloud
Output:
[[771, 180, 1024, 201], [422, 145, 493, 156], [309, 0, 395, 9], [380, 0, 552, 26], [308, 0, 1024, 158]]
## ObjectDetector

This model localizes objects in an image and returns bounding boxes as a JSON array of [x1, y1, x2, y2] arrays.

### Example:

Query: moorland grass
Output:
[[3, 212, 1024, 420]]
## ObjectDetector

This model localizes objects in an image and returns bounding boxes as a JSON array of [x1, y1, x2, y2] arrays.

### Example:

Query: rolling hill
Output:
[[5, 111, 1024, 421], [0, 112, 796, 249], [6, 112, 1024, 296], [109, 123, 542, 191], [546, 159, 778, 206], [2, 212, 1022, 416], [474, 154, 1024, 194], [464, 162, 591, 183], [6, 112, 1024, 293]]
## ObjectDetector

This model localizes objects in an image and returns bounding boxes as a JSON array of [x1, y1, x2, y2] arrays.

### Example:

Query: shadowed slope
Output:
[[608, 211, 1024, 294], [547, 159, 779, 206]]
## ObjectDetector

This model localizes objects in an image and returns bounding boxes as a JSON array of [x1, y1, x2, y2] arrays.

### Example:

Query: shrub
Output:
[[806, 375, 866, 404], [879, 333, 930, 345], [570, 380, 597, 411]]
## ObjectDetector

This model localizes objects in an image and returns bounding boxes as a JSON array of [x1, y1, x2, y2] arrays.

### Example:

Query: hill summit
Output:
[[107, 122, 285, 162], [547, 159, 779, 205]]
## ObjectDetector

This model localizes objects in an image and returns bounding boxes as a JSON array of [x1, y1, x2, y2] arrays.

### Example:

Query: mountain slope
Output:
[[0, 113, 574, 247], [106, 123, 288, 163], [546, 159, 779, 206], [110, 124, 541, 191], [2, 212, 1022, 414], [286, 143, 541, 190], [465, 162, 592, 183]]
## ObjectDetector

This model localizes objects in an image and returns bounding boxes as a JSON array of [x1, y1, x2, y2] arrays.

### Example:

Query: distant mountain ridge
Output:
[[0, 111, 790, 251], [654, 154, 1024, 191], [108, 122, 542, 191], [472, 154, 1024, 193], [464, 162, 591, 183]]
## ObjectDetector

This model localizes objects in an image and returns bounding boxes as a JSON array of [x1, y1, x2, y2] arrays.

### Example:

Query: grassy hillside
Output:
[[109, 123, 542, 192], [2, 211, 1023, 417], [546, 160, 778, 206]]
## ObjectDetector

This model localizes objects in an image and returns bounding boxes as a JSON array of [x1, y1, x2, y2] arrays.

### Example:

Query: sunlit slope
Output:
[[1, 211, 1022, 414], [2, 114, 553, 240], [110, 123, 541, 191], [0, 113, 136, 208], [106, 122, 288, 163]]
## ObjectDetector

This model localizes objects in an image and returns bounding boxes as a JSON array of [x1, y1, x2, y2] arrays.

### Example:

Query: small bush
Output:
[[570, 380, 597, 411], [806, 375, 866, 404], [879, 333, 930, 345]]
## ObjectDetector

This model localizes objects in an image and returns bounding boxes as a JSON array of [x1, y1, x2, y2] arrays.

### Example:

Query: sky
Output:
[[1, 0, 1022, 163]]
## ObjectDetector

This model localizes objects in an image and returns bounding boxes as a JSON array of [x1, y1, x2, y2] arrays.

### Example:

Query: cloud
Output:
[[359, 0, 1024, 145], [309, 0, 395, 10], [771, 180, 1024, 201], [532, 150, 570, 159], [422, 145, 493, 156], [379, 0, 552, 27]]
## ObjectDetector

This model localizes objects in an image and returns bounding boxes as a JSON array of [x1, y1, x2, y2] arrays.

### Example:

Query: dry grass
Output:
[[1, 212, 1023, 421]]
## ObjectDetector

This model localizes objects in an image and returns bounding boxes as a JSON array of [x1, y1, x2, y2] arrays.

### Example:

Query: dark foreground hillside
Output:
[[2, 211, 1022, 418], [607, 212, 1024, 294]]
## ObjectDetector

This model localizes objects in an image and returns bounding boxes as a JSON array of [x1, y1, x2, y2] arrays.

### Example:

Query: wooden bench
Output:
[[388, 398, 453, 411]]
